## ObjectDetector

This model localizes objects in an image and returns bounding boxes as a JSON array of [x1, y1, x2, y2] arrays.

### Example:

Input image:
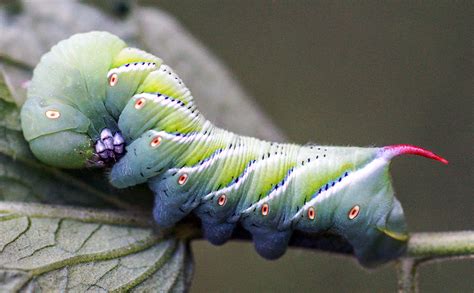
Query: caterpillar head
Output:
[[21, 97, 94, 168], [21, 31, 127, 168]]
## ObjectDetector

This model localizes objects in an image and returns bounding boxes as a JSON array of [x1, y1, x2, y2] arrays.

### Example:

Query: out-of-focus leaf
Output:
[[0, 72, 21, 131], [0, 0, 284, 141], [0, 202, 192, 292]]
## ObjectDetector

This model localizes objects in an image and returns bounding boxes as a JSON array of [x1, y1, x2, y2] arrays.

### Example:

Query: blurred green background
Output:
[[149, 1, 473, 292]]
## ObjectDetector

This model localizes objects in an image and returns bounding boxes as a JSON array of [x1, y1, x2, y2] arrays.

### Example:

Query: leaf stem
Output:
[[396, 258, 419, 293], [397, 231, 474, 292], [407, 231, 474, 259]]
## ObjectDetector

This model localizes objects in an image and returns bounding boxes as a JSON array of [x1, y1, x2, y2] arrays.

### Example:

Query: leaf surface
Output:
[[0, 202, 192, 292]]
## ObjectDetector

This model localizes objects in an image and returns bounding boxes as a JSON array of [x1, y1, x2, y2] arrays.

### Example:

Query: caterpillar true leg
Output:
[[92, 128, 126, 166]]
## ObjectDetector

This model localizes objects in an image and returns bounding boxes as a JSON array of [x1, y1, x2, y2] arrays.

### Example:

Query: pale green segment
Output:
[[29, 131, 94, 168], [21, 98, 90, 141], [110, 128, 234, 188], [118, 95, 203, 142], [111, 47, 163, 68], [105, 47, 163, 118], [177, 129, 232, 167], [234, 143, 299, 210], [109, 130, 182, 187], [105, 67, 157, 119], [156, 105, 201, 133], [27, 31, 126, 138], [118, 62, 201, 141], [210, 148, 256, 189], [294, 146, 377, 203], [137, 66, 193, 104], [284, 146, 380, 229], [182, 144, 258, 195]]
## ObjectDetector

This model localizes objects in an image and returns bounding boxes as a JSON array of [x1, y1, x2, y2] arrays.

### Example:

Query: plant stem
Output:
[[397, 258, 419, 293], [397, 231, 474, 292], [407, 231, 474, 259]]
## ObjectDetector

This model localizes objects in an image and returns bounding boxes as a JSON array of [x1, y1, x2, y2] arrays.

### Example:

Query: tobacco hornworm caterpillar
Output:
[[20, 32, 447, 267]]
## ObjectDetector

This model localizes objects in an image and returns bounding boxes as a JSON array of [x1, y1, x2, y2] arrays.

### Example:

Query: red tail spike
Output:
[[383, 144, 448, 164]]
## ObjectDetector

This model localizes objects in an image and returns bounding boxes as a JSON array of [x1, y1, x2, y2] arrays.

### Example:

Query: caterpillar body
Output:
[[20, 32, 447, 267]]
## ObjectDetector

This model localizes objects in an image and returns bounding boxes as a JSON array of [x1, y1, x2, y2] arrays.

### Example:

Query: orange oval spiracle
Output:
[[261, 203, 270, 216], [218, 194, 227, 206], [150, 136, 162, 148], [308, 207, 316, 220], [134, 98, 146, 110], [108, 73, 118, 86], [348, 205, 360, 220], [45, 110, 60, 119], [177, 173, 188, 185]]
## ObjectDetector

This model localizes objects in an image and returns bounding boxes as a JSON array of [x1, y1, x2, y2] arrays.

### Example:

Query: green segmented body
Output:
[[21, 32, 448, 267]]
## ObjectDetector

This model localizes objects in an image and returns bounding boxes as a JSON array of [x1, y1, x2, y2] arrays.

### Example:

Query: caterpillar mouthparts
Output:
[[90, 128, 126, 167]]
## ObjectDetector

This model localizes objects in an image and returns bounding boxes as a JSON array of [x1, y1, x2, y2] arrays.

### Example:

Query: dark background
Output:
[[150, 1, 472, 292]]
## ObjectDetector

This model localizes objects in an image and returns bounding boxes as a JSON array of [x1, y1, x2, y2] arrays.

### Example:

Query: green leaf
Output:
[[0, 202, 192, 292], [0, 71, 21, 132]]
